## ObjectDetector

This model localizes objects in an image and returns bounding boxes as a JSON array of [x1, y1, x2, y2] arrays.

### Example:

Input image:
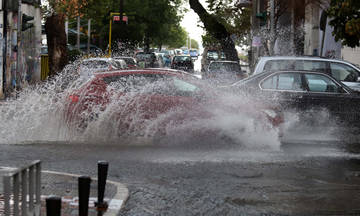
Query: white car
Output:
[[253, 56, 360, 91]]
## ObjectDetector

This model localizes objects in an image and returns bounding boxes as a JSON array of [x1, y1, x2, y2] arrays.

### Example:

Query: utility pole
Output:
[[0, 0, 4, 99], [16, 0, 22, 91], [87, 19, 91, 54], [77, 16, 80, 50], [270, 0, 275, 55]]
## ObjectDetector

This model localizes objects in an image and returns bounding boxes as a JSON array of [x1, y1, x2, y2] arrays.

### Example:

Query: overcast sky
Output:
[[180, 0, 208, 50]]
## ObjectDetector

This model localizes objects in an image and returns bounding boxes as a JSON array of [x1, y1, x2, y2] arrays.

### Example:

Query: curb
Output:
[[0, 167, 129, 216], [43, 170, 129, 216]]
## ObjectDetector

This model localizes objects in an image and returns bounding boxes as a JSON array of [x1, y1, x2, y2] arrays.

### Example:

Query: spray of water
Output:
[[0, 60, 284, 149]]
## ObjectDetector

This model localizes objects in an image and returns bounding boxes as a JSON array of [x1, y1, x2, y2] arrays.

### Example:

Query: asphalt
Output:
[[0, 167, 129, 216]]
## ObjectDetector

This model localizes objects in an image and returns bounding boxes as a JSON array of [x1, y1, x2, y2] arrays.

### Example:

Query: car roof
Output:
[[235, 69, 354, 92], [209, 60, 239, 64], [259, 56, 354, 64]]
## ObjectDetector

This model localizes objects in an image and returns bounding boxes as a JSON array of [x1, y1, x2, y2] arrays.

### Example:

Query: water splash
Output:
[[0, 61, 282, 149]]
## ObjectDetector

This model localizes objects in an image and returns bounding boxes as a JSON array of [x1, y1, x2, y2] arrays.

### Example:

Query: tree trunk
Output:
[[45, 14, 68, 77], [189, 0, 239, 62]]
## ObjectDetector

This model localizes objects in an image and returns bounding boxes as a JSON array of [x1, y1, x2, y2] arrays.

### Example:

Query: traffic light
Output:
[[256, 12, 267, 26], [22, 14, 34, 31]]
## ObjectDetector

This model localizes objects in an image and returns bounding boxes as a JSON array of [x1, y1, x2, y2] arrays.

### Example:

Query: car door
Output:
[[302, 72, 357, 124], [259, 72, 307, 112]]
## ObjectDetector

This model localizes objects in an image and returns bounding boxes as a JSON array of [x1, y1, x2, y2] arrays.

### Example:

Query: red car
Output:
[[64, 69, 283, 137]]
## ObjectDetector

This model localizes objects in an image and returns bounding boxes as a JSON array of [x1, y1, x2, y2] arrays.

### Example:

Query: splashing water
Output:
[[0, 60, 282, 149]]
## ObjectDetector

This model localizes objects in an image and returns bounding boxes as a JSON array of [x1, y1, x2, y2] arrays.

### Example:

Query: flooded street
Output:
[[0, 60, 360, 215], [0, 140, 360, 215]]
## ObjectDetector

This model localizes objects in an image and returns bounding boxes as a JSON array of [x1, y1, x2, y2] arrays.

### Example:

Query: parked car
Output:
[[77, 58, 122, 80], [253, 56, 360, 91], [203, 61, 248, 85], [201, 47, 226, 72], [64, 69, 283, 136], [114, 56, 138, 68], [189, 49, 199, 59], [134, 52, 157, 68], [171, 55, 194, 72], [231, 70, 360, 128]]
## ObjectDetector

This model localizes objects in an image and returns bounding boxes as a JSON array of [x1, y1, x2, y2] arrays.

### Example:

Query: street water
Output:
[[0, 59, 359, 162]]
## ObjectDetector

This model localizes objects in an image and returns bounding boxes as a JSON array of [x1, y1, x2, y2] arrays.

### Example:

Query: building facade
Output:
[[0, 0, 41, 99]]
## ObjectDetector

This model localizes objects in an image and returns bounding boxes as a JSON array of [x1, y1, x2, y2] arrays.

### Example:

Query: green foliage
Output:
[[81, 0, 187, 50], [327, 0, 360, 47], [190, 39, 199, 49], [203, 0, 251, 47]]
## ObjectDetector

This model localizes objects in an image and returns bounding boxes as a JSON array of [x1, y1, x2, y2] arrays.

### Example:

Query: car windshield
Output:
[[174, 56, 191, 62], [102, 74, 200, 96]]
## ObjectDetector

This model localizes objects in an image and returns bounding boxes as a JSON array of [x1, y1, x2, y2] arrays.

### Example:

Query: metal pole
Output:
[[3, 176, 11, 216], [16, 0, 22, 91], [29, 166, 35, 212], [96, 161, 109, 210], [21, 169, 28, 216], [65, 18, 69, 44], [79, 176, 92, 216], [87, 19, 91, 54], [108, 15, 112, 56], [46, 196, 62, 216], [270, 0, 275, 55], [13, 173, 20, 216], [77, 16, 80, 50]]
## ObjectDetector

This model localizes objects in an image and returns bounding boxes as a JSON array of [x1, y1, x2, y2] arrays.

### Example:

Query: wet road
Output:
[[0, 140, 360, 216]]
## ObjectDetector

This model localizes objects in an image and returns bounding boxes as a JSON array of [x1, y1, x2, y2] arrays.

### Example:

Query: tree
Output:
[[327, 0, 360, 47], [190, 39, 199, 49], [206, 0, 251, 47], [189, 0, 238, 61], [84, 0, 186, 52]]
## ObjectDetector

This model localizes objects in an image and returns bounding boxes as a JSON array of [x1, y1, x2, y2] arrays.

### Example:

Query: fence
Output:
[[41, 54, 49, 80], [2, 160, 42, 216]]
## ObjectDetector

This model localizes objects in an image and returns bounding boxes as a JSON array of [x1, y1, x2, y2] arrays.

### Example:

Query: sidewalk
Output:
[[0, 167, 129, 216]]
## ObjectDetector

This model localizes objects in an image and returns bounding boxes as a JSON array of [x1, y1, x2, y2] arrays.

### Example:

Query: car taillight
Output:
[[69, 95, 79, 103]]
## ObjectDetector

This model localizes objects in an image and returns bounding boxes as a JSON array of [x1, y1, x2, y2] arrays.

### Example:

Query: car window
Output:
[[261, 72, 304, 91], [263, 60, 296, 71], [103, 74, 199, 96], [330, 62, 359, 82], [174, 56, 191, 62], [304, 73, 342, 93], [296, 60, 327, 73], [263, 60, 327, 73], [208, 62, 241, 73]]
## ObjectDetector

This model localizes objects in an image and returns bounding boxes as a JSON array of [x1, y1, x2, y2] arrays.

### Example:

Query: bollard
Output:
[[95, 161, 109, 211], [79, 176, 92, 216], [46, 196, 62, 216]]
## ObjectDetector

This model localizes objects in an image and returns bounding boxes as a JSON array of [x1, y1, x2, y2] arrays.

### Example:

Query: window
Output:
[[304, 73, 342, 93], [330, 63, 359, 82], [263, 60, 327, 73], [103, 74, 200, 96], [261, 73, 304, 91], [208, 62, 241, 73], [296, 60, 327, 73]]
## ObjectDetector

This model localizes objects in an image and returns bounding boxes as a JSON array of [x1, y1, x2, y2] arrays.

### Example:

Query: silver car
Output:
[[253, 56, 360, 91]]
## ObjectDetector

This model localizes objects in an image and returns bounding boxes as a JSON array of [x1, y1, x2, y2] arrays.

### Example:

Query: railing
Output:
[[2, 160, 42, 216], [41, 54, 49, 80]]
